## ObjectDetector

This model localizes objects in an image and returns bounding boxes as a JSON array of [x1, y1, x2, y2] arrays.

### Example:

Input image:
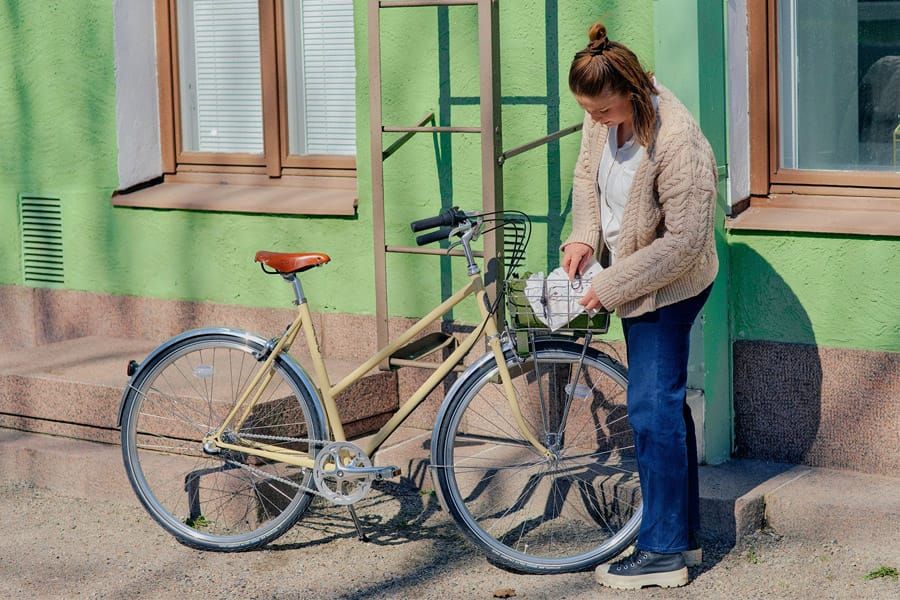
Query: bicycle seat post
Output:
[[283, 274, 306, 305]]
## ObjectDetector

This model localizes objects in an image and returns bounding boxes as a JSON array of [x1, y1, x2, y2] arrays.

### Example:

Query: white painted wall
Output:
[[114, 0, 163, 190], [727, 0, 751, 211]]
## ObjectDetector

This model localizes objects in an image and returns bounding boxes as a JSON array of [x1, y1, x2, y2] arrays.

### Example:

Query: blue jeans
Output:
[[621, 285, 712, 553]]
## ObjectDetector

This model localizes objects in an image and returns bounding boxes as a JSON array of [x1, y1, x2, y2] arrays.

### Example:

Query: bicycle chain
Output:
[[240, 432, 327, 446], [222, 433, 331, 500], [223, 458, 322, 498]]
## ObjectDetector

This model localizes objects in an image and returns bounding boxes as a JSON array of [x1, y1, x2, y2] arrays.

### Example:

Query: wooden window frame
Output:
[[733, 0, 900, 235], [155, 0, 357, 180]]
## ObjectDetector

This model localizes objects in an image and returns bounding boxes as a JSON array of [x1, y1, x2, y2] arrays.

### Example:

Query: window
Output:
[[734, 0, 900, 235], [775, 0, 899, 177], [158, 0, 356, 178]]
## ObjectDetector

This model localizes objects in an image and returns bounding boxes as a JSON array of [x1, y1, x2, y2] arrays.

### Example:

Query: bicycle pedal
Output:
[[373, 465, 401, 481]]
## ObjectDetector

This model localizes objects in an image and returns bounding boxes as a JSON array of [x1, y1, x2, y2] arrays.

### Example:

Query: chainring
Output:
[[312, 441, 373, 505]]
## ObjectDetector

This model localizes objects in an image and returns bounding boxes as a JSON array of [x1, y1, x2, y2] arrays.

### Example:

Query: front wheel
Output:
[[120, 331, 328, 552], [431, 338, 640, 574]]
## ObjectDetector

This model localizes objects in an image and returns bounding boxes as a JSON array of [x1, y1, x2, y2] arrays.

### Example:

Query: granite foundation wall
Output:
[[733, 340, 899, 476]]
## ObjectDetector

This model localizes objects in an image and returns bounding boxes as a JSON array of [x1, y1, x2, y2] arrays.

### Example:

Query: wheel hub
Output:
[[201, 439, 221, 455]]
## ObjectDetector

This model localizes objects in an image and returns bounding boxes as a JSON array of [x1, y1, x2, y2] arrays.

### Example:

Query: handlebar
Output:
[[410, 207, 468, 232], [415, 227, 453, 246]]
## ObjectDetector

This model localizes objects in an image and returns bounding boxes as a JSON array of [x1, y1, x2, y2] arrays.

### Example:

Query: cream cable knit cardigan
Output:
[[563, 84, 719, 319]]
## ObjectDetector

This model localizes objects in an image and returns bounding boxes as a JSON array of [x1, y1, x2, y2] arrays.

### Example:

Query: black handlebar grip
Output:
[[410, 206, 466, 232], [416, 227, 452, 246], [410, 213, 448, 232]]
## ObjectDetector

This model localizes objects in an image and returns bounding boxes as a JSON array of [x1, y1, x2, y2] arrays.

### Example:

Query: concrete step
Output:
[[6, 427, 897, 551], [0, 336, 399, 443], [0, 428, 134, 503], [0, 426, 434, 506], [696, 459, 812, 544], [762, 467, 900, 546]]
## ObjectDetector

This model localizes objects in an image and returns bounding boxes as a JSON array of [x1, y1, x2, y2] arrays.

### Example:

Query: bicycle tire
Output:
[[120, 330, 328, 552], [431, 338, 640, 574]]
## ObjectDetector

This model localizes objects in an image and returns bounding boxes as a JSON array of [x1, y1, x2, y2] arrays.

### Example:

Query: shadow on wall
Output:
[[3, 0, 115, 335], [435, 0, 567, 275], [730, 242, 822, 466]]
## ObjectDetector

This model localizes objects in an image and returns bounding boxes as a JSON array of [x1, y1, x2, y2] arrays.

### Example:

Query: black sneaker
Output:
[[595, 549, 689, 590]]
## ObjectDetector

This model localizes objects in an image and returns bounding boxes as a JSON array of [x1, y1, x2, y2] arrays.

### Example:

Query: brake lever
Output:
[[446, 217, 479, 254], [468, 215, 483, 243], [446, 226, 465, 254]]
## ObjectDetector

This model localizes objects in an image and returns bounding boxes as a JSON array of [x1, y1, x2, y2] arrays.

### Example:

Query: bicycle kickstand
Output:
[[347, 505, 369, 542]]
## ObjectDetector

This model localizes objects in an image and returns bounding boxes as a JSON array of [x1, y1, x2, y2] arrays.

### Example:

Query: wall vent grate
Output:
[[19, 195, 64, 285]]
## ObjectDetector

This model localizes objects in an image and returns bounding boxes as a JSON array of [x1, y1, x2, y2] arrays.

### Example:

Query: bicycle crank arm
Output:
[[326, 465, 401, 481]]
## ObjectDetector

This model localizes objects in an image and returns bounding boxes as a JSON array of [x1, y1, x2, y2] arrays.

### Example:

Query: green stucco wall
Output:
[[0, 1, 118, 285], [0, 0, 716, 328], [730, 232, 900, 353], [0, 1, 375, 313], [1, 0, 663, 323]]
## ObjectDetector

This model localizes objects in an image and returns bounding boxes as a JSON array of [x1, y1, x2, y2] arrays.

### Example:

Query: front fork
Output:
[[477, 287, 552, 459]]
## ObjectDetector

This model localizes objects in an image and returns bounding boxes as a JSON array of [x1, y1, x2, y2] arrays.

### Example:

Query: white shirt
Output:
[[597, 90, 660, 262]]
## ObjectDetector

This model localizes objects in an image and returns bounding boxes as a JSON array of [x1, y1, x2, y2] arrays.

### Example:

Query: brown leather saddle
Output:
[[255, 251, 331, 275]]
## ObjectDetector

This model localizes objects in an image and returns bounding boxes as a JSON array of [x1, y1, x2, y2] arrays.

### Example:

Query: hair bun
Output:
[[587, 22, 609, 55], [588, 22, 607, 43]]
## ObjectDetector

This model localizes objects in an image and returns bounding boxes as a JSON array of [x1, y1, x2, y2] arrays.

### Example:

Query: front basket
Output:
[[504, 276, 610, 334]]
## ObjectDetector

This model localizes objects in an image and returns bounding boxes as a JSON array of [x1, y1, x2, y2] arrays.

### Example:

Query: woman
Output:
[[561, 23, 719, 590]]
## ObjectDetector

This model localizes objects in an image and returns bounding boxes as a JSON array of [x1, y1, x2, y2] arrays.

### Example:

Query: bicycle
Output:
[[118, 208, 640, 574]]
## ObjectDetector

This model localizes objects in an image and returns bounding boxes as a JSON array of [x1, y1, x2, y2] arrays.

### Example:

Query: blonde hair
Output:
[[569, 22, 658, 147]]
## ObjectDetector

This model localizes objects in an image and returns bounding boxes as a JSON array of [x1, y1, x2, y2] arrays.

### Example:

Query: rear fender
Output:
[[116, 327, 327, 440]]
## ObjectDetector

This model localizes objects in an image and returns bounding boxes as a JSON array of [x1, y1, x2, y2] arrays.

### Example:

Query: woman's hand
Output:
[[579, 286, 605, 312], [562, 242, 593, 280]]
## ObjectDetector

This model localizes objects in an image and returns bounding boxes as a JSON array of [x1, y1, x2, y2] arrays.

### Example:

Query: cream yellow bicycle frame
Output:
[[204, 272, 550, 469]]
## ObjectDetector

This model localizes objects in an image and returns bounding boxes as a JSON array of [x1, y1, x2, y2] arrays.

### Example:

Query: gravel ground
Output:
[[1, 479, 897, 600]]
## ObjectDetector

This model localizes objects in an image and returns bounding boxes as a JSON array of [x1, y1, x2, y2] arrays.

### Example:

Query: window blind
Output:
[[286, 0, 357, 155], [179, 0, 265, 154]]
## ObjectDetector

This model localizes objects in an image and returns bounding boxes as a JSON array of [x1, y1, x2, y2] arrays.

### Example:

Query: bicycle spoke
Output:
[[131, 379, 208, 433], [477, 383, 542, 448], [123, 337, 321, 551], [435, 346, 639, 571], [483, 465, 545, 537]]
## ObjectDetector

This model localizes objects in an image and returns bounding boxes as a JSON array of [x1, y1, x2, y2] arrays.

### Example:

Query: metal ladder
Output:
[[368, 0, 582, 369]]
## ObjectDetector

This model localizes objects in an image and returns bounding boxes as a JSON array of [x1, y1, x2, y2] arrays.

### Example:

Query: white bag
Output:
[[522, 258, 604, 331]]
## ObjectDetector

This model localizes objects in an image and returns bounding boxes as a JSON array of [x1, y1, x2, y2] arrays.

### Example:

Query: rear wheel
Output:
[[120, 332, 327, 551], [432, 339, 639, 574]]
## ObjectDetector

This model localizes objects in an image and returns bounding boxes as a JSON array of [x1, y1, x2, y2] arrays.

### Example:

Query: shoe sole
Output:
[[683, 548, 702, 567], [596, 566, 689, 590]]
